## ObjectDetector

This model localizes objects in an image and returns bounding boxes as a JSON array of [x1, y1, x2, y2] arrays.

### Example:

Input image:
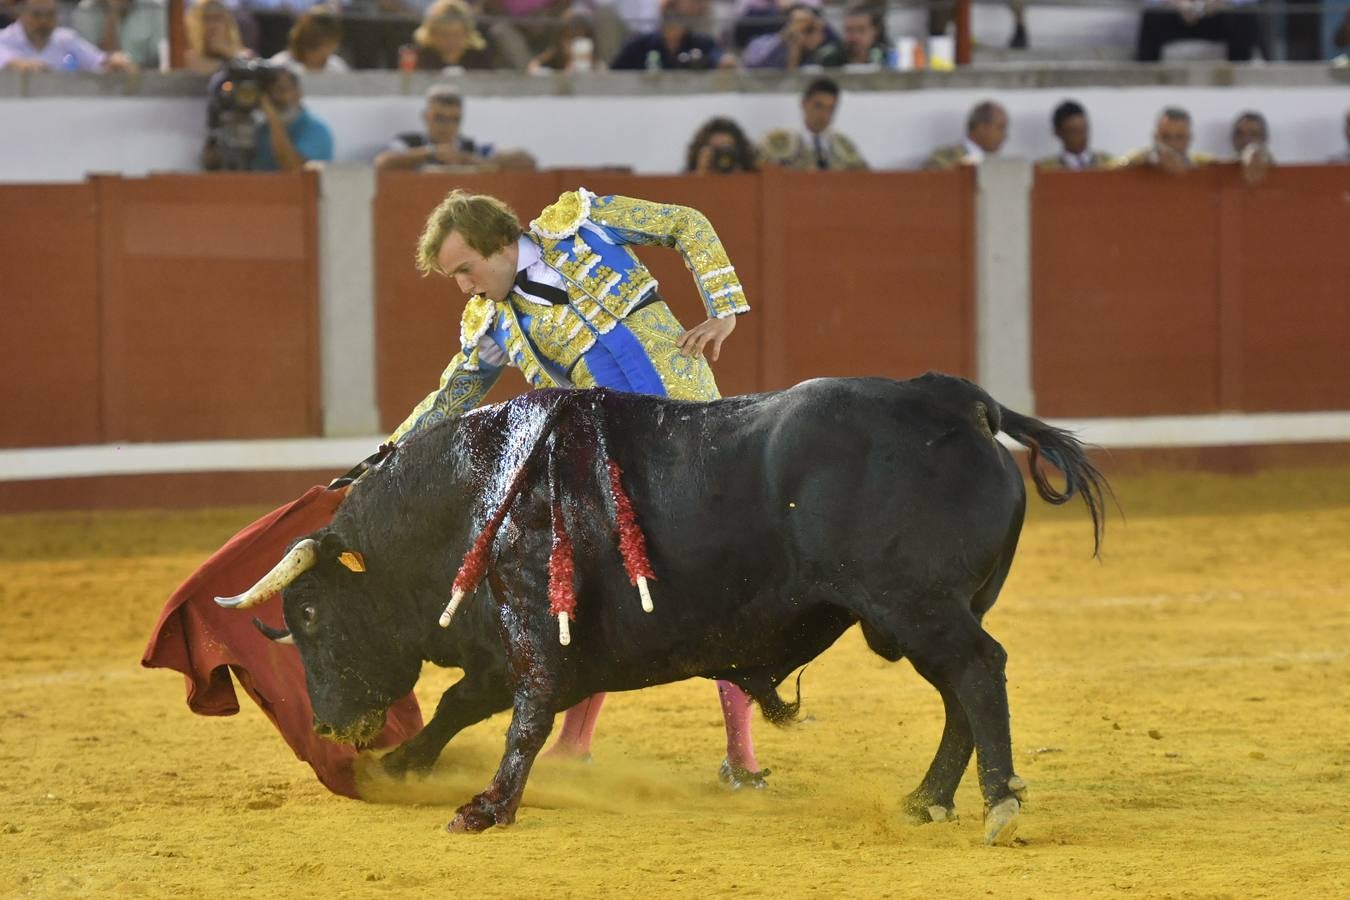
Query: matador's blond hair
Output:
[[416, 190, 523, 276]]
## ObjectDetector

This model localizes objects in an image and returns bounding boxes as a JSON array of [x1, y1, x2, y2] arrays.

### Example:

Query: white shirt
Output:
[[1059, 149, 1096, 169], [269, 48, 350, 74], [961, 137, 986, 164], [0, 22, 107, 71]]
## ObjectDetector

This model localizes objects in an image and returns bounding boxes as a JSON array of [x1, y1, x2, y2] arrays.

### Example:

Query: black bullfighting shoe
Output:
[[718, 758, 770, 791]]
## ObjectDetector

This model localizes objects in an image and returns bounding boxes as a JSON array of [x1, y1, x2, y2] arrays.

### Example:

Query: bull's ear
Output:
[[337, 551, 366, 573]]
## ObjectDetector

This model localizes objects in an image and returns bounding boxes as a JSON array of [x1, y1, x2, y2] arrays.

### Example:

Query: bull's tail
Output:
[[755, 667, 806, 727], [996, 403, 1112, 556]]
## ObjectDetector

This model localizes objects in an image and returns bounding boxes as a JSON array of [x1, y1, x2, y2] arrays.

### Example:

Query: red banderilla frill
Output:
[[607, 460, 656, 613]]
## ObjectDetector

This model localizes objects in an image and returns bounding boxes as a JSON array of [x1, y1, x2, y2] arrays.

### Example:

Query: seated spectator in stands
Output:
[[528, 9, 604, 72], [375, 85, 536, 171], [1228, 109, 1273, 183], [1135, 0, 1260, 62], [924, 100, 1008, 169], [269, 9, 347, 74], [184, 0, 252, 74], [73, 0, 164, 70], [758, 77, 867, 171], [743, 4, 843, 70], [611, 0, 729, 70], [412, 0, 497, 71], [686, 116, 759, 173], [1333, 111, 1350, 163], [841, 4, 887, 66], [1119, 106, 1213, 174], [1036, 100, 1114, 169], [0, 0, 137, 70], [253, 67, 332, 172], [480, 0, 568, 70]]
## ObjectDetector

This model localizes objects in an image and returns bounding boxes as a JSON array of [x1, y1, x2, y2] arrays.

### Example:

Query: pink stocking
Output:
[[545, 692, 607, 757], [717, 681, 760, 772]]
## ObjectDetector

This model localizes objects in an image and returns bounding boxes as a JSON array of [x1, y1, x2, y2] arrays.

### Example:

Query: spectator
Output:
[[1036, 100, 1114, 170], [841, 4, 887, 66], [924, 100, 1008, 169], [269, 9, 347, 74], [1119, 107, 1214, 174], [1135, 0, 1260, 63], [412, 0, 497, 71], [375, 85, 536, 172], [732, 0, 809, 48], [252, 67, 333, 172], [527, 9, 604, 72], [611, 0, 728, 70], [0, 0, 137, 70], [686, 116, 758, 174], [743, 4, 843, 70], [758, 77, 867, 171], [72, 0, 165, 70], [1229, 110, 1272, 183], [480, 0, 569, 70], [184, 0, 252, 74], [1332, 111, 1350, 163], [586, 0, 660, 66]]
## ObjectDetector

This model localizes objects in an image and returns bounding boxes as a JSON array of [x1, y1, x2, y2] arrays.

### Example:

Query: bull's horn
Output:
[[252, 617, 295, 645], [215, 539, 319, 610]]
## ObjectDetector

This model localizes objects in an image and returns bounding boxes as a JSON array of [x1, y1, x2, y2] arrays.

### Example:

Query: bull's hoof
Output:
[[983, 796, 1020, 846], [447, 803, 497, 834], [380, 744, 437, 781], [903, 800, 957, 825], [718, 758, 770, 791]]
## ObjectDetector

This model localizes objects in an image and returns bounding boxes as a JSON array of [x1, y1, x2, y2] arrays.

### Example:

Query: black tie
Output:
[[513, 270, 570, 306], [813, 134, 828, 170]]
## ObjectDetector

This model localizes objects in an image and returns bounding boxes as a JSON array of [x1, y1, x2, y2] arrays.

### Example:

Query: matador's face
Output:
[[437, 230, 519, 303]]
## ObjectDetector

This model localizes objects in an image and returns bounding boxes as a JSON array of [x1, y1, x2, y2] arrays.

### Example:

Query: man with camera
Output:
[[757, 77, 868, 171], [202, 62, 334, 172]]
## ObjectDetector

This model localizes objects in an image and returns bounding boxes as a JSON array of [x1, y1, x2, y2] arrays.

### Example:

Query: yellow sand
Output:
[[2, 467, 1349, 898]]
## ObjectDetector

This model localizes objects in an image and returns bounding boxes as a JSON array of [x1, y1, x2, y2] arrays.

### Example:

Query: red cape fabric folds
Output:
[[141, 485, 424, 798]]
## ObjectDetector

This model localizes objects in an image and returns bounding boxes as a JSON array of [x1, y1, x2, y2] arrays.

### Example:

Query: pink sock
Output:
[[717, 681, 759, 772], [547, 692, 607, 756]]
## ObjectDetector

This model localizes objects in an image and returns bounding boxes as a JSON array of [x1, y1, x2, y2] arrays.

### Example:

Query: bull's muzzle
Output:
[[214, 538, 319, 610]]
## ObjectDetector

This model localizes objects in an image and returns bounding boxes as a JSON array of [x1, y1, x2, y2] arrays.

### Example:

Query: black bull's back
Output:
[[530, 375, 1028, 698], [286, 372, 1107, 841]]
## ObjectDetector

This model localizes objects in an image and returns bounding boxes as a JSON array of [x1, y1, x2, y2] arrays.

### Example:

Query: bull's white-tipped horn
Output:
[[558, 612, 571, 646], [637, 576, 653, 613], [438, 589, 466, 628], [215, 539, 319, 610]]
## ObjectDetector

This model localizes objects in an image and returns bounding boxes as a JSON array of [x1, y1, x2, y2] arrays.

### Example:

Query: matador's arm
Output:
[[586, 193, 752, 320], [388, 298, 503, 444]]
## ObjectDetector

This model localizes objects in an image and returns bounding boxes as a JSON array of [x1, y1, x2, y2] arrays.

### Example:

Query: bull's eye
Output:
[[300, 604, 318, 629]]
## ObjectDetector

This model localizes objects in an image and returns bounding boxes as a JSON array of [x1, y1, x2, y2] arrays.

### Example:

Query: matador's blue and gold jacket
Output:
[[390, 189, 750, 442]]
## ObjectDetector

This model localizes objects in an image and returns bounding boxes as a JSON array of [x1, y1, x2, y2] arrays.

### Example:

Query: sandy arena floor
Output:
[[2, 466, 1348, 898]]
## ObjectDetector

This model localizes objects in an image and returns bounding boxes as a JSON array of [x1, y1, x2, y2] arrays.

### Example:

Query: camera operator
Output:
[[202, 62, 334, 172], [685, 117, 759, 175]]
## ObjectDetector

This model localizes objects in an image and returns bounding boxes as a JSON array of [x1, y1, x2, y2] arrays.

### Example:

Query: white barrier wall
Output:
[[2, 82, 1348, 181]]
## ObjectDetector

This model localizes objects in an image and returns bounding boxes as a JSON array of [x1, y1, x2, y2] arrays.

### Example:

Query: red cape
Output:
[[142, 485, 424, 798]]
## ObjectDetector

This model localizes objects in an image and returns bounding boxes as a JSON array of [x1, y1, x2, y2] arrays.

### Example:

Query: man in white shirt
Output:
[[0, 0, 136, 70], [923, 100, 1008, 170]]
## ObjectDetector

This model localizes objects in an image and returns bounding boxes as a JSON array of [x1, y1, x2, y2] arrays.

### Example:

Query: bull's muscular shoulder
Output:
[[529, 188, 594, 240]]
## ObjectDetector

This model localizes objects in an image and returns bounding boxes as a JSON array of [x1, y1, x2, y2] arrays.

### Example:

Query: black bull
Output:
[[222, 374, 1108, 844]]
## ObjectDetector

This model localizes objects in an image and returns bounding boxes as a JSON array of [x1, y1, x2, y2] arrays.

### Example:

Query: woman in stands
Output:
[[184, 0, 253, 74], [412, 0, 497, 71], [270, 10, 349, 75]]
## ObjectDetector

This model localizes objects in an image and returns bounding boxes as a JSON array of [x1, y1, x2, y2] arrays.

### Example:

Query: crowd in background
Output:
[[4, 0, 1350, 73]]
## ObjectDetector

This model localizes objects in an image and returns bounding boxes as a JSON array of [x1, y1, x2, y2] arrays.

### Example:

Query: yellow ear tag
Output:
[[337, 551, 366, 573]]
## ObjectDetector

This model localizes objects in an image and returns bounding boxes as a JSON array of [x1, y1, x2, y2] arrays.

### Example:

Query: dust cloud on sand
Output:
[[1, 468, 1349, 897]]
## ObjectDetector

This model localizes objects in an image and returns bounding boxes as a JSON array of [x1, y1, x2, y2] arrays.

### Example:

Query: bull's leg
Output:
[[382, 672, 514, 779], [900, 663, 974, 824], [448, 686, 556, 833], [908, 621, 1024, 846]]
